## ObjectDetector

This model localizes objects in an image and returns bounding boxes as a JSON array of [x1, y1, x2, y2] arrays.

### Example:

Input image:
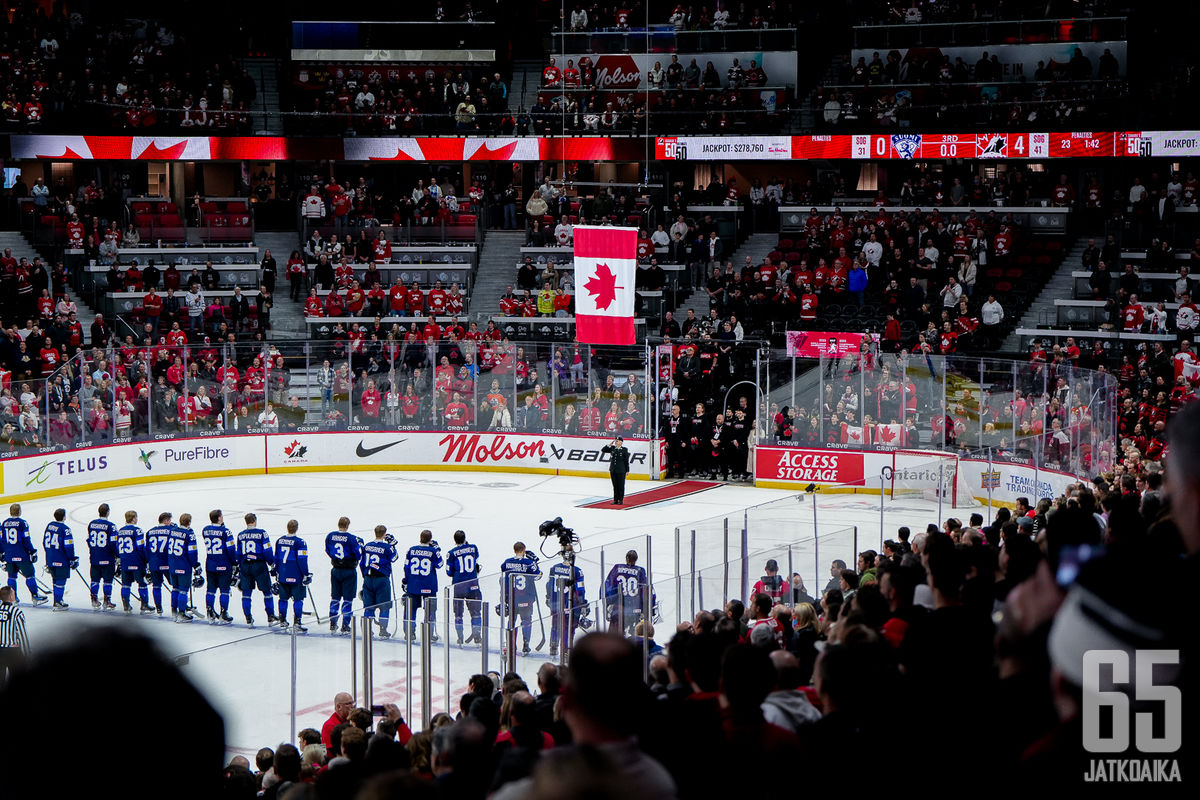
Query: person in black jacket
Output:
[[229, 287, 250, 333], [601, 436, 630, 505], [260, 250, 277, 293]]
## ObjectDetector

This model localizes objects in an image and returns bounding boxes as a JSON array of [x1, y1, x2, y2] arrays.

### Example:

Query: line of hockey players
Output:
[[2, 504, 655, 649]]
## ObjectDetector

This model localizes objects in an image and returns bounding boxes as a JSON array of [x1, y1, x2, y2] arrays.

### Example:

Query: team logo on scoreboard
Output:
[[977, 135, 1007, 158], [890, 134, 921, 159]]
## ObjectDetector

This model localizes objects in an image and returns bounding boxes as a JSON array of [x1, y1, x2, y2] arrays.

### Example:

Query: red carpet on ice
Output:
[[581, 480, 721, 510]]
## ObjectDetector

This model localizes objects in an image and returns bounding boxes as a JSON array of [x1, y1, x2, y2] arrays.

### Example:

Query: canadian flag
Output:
[[1176, 351, 1200, 383], [876, 423, 902, 446], [574, 225, 638, 345]]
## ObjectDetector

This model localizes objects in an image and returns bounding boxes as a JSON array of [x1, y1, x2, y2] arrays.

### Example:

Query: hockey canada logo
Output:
[[977, 135, 1007, 158], [283, 440, 308, 461], [890, 134, 922, 159]]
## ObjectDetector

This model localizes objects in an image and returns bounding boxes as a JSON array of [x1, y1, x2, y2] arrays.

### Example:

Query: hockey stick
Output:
[[72, 566, 94, 597], [306, 585, 323, 625], [388, 573, 399, 637], [533, 591, 547, 652]]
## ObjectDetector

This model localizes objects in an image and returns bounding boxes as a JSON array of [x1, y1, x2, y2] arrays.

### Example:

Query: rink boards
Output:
[[1, 432, 1078, 507]]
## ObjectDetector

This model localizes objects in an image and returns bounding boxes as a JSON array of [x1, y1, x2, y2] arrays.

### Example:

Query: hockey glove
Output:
[[269, 566, 278, 579], [303, 573, 312, 585], [192, 573, 205, 588], [271, 581, 280, 596], [144, 569, 153, 583], [114, 558, 121, 574], [30, 552, 37, 563], [384, 533, 396, 547], [400, 578, 407, 591], [70, 557, 80, 570], [231, 565, 240, 583]]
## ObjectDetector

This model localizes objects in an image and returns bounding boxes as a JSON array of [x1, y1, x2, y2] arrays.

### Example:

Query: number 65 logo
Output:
[[1083, 650, 1181, 753]]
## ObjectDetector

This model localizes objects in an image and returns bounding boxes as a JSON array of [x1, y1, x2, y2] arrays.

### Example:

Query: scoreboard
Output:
[[656, 130, 1200, 160]]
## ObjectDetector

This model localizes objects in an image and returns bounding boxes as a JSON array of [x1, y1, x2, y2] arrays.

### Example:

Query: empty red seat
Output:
[[457, 214, 477, 226], [778, 238, 794, 250], [1005, 267, 1024, 278], [985, 267, 1002, 278], [767, 250, 783, 262], [1034, 255, 1052, 266]]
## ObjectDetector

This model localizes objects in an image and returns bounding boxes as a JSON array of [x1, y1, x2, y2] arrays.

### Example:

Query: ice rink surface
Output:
[[11, 470, 955, 758]]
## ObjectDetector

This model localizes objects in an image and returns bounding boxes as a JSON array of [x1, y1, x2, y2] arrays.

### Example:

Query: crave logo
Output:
[[25, 455, 109, 486], [593, 55, 641, 90]]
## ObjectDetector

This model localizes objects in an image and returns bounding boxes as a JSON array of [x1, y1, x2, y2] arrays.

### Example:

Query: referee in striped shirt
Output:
[[0, 585, 30, 683]]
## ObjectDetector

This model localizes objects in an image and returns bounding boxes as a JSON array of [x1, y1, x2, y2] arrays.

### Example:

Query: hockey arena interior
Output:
[[0, 0, 1196, 794]]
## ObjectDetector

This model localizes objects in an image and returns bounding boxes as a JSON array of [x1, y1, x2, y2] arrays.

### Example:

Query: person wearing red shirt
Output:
[[166, 324, 187, 349], [325, 290, 346, 317], [1122, 295, 1145, 332], [446, 285, 464, 316], [345, 282, 366, 315], [799, 287, 818, 324], [827, 263, 848, 295], [66, 215, 85, 247], [811, 260, 829, 291], [422, 316, 442, 341], [938, 323, 958, 354], [521, 291, 538, 317], [287, 252, 306, 300], [563, 59, 580, 87], [360, 381, 381, 419], [543, 58, 561, 87], [554, 289, 572, 315], [39, 344, 61, 376], [1051, 174, 1075, 207], [366, 283, 386, 316], [579, 399, 602, 433], [34, 289, 52, 320], [388, 280, 407, 316], [334, 260, 355, 289], [143, 289, 163, 334], [883, 312, 902, 351], [428, 281, 448, 314], [125, 264, 143, 292], [305, 289, 325, 317], [442, 317, 465, 341], [993, 227, 1013, 264], [407, 283, 425, 316], [167, 357, 186, 388], [373, 233, 392, 265], [499, 286, 521, 316], [444, 392, 469, 426]]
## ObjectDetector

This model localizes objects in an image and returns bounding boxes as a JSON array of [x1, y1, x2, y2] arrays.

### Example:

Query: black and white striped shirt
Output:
[[0, 602, 30, 654]]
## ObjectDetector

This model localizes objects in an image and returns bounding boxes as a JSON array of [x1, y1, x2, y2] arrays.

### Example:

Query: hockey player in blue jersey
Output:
[[116, 510, 152, 614], [145, 512, 174, 615], [604, 549, 654, 635], [1, 503, 47, 605], [202, 509, 237, 625], [86, 503, 119, 610], [545, 549, 587, 658], [446, 529, 482, 645], [236, 512, 279, 627], [43, 508, 76, 611], [167, 512, 202, 623], [361, 525, 397, 639], [276, 519, 312, 633], [499, 541, 541, 655], [325, 516, 361, 635], [403, 529, 443, 641]]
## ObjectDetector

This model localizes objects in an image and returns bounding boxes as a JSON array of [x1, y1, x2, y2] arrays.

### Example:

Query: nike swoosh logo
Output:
[[355, 439, 407, 458]]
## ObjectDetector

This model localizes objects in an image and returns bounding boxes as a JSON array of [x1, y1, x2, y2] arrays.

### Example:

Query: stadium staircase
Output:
[[1000, 238, 1087, 353], [669, 232, 780, 329], [511, 59, 545, 113], [468, 229, 526, 320], [4, 230, 96, 331], [243, 57, 284, 135], [255, 231, 306, 339]]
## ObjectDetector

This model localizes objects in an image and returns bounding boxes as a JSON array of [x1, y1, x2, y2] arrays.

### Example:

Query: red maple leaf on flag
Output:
[[878, 426, 897, 443], [584, 262, 619, 311]]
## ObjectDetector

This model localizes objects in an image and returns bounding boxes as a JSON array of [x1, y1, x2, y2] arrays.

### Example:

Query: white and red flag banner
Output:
[[574, 225, 638, 345]]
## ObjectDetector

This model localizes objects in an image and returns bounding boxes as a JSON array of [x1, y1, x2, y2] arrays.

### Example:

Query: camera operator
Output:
[[545, 549, 588, 659]]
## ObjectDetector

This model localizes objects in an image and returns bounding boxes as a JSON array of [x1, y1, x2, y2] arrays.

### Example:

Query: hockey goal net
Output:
[[884, 451, 979, 508]]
